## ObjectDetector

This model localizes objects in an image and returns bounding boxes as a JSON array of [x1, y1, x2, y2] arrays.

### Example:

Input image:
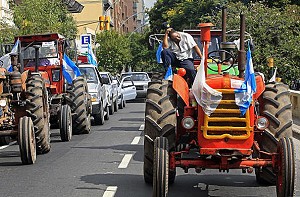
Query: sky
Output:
[[144, 0, 157, 9]]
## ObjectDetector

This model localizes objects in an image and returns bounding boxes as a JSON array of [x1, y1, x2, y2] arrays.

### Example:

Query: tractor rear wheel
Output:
[[26, 75, 50, 154], [60, 104, 72, 142], [256, 82, 293, 185], [68, 76, 91, 134], [144, 80, 176, 184], [153, 137, 169, 197], [276, 137, 300, 197], [150, 72, 164, 82], [18, 116, 36, 165]]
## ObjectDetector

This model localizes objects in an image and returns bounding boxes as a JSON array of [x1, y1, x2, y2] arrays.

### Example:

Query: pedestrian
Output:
[[161, 27, 202, 85]]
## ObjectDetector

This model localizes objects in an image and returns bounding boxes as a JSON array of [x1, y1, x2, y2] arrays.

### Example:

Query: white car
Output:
[[121, 72, 151, 98], [99, 72, 119, 115], [113, 76, 137, 108], [78, 64, 109, 125]]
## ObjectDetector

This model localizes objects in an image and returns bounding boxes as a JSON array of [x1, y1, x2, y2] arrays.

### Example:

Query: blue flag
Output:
[[156, 42, 163, 64], [63, 54, 81, 84], [164, 65, 173, 80], [235, 46, 257, 115], [87, 44, 97, 66]]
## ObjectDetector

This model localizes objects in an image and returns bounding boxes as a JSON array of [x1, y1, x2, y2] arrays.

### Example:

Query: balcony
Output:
[[63, 0, 84, 13]]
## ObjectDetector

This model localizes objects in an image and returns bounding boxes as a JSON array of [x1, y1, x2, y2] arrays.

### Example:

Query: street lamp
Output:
[[119, 11, 145, 33]]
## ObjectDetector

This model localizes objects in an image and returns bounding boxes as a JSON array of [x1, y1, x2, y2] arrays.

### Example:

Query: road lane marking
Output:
[[103, 186, 117, 197], [139, 124, 144, 131], [131, 136, 141, 145], [118, 154, 133, 169], [0, 141, 17, 150]]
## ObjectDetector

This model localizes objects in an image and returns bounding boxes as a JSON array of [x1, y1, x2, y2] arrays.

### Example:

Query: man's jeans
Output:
[[161, 48, 196, 85]]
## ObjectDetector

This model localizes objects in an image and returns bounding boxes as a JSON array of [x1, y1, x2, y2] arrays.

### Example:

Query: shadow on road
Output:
[[79, 173, 272, 197]]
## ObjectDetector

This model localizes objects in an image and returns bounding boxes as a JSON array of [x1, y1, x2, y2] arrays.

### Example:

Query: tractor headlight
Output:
[[255, 116, 269, 130], [182, 116, 195, 130], [0, 99, 6, 107]]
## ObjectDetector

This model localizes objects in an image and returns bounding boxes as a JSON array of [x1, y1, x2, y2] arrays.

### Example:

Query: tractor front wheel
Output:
[[18, 116, 36, 165], [276, 137, 300, 197], [153, 137, 169, 197], [60, 105, 72, 142]]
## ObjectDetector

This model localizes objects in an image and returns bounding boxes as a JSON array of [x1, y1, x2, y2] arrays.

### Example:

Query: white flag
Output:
[[0, 39, 20, 71], [269, 67, 277, 82], [192, 45, 222, 116]]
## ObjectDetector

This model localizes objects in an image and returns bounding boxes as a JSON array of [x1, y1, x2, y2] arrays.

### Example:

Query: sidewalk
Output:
[[293, 117, 300, 140]]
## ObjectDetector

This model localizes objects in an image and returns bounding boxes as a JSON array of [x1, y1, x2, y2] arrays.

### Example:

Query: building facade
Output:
[[0, 0, 14, 27]]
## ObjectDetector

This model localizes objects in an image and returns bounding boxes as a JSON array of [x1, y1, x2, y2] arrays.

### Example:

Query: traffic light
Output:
[[99, 16, 105, 30], [105, 16, 110, 31]]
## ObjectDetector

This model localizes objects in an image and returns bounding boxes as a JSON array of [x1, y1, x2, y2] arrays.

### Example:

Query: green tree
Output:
[[127, 30, 162, 72], [12, 0, 77, 38], [96, 30, 132, 74]]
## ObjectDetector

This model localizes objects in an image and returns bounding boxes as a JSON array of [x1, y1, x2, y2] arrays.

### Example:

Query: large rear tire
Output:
[[26, 75, 50, 154], [109, 98, 114, 115], [144, 80, 176, 184], [153, 137, 169, 197], [255, 83, 293, 185], [104, 104, 109, 120], [68, 76, 91, 134], [276, 137, 300, 197], [18, 116, 36, 165], [60, 105, 72, 142]]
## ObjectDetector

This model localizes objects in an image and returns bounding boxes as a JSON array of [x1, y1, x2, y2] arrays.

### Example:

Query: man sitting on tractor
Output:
[[161, 27, 203, 86]]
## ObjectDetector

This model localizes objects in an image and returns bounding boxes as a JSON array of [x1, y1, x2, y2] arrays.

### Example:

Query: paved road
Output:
[[0, 101, 287, 197]]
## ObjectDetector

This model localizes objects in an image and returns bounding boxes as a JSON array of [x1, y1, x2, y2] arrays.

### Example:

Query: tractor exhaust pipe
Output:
[[222, 7, 227, 43], [221, 7, 227, 60], [238, 13, 246, 78], [33, 45, 40, 72]]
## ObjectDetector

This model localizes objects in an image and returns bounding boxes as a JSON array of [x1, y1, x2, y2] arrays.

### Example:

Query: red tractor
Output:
[[144, 10, 299, 197], [15, 33, 91, 141]]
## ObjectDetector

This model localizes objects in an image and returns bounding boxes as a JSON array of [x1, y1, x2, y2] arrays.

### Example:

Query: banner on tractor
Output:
[[235, 45, 257, 115], [63, 54, 81, 84], [192, 45, 222, 116]]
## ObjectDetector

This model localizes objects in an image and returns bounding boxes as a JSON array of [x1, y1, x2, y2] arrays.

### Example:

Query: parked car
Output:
[[78, 64, 109, 125], [99, 72, 119, 114], [121, 72, 151, 98], [113, 76, 137, 108]]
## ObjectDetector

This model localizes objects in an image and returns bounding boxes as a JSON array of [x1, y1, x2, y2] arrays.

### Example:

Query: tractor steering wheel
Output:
[[207, 50, 235, 73]]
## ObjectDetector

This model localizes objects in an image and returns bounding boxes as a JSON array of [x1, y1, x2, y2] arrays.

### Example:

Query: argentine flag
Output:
[[87, 44, 97, 66], [63, 54, 81, 84], [156, 42, 163, 64], [235, 46, 257, 115], [0, 39, 20, 72], [164, 65, 173, 80]]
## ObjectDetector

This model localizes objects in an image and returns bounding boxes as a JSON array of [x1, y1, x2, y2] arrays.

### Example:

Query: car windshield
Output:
[[79, 67, 98, 83], [22, 41, 58, 59], [122, 73, 149, 81]]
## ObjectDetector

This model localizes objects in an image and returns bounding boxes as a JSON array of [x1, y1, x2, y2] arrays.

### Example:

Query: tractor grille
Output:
[[201, 89, 252, 140]]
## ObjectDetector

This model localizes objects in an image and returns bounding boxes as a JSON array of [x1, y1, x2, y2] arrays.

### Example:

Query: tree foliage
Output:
[[96, 30, 132, 74], [127, 30, 162, 72], [12, 0, 77, 38], [148, 0, 300, 84]]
